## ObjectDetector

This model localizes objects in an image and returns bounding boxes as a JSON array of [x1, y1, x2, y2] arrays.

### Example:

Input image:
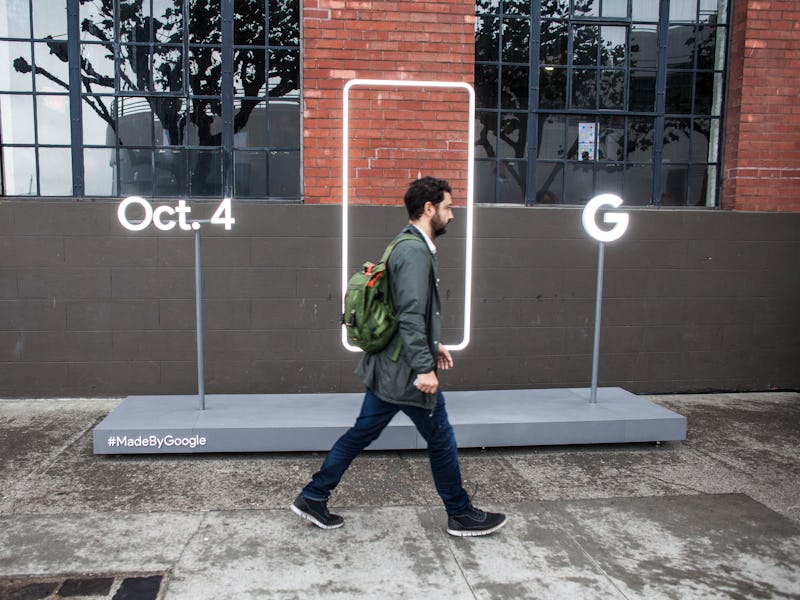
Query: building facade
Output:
[[0, 0, 798, 397]]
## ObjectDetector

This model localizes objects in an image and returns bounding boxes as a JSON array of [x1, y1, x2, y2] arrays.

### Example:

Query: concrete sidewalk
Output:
[[1, 392, 799, 599]]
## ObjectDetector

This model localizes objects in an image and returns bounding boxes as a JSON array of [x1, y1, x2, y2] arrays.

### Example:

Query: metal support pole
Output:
[[194, 226, 206, 410], [590, 241, 605, 404]]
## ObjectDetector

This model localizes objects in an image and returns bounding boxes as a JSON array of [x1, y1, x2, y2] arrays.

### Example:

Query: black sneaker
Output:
[[447, 505, 507, 537], [291, 494, 344, 530]]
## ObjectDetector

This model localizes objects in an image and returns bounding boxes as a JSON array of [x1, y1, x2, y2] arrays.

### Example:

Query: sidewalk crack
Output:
[[164, 511, 210, 596], [3, 414, 104, 515], [555, 521, 632, 600], [445, 542, 479, 600]]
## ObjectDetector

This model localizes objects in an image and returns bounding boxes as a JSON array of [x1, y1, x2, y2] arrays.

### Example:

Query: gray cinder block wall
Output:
[[0, 200, 798, 397]]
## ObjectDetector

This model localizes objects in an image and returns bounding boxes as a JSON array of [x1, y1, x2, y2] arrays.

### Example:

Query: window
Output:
[[475, 0, 729, 206], [0, 0, 301, 200], [475, 0, 532, 205]]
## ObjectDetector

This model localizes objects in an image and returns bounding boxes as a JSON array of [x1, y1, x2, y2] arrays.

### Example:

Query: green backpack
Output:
[[342, 233, 421, 356]]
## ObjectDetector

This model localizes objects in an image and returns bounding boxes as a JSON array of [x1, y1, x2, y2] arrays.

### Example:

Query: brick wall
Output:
[[723, 0, 800, 211], [303, 0, 475, 205]]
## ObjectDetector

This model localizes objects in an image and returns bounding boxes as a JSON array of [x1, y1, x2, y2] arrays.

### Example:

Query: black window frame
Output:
[[0, 0, 302, 200], [475, 0, 730, 207]]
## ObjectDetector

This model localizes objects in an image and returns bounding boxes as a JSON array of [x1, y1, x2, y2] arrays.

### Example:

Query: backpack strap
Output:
[[380, 232, 423, 263], [389, 336, 404, 362]]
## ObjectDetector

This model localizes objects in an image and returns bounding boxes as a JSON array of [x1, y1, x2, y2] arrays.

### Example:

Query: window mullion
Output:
[[67, 0, 84, 196], [652, 0, 670, 205], [114, 0, 121, 196], [566, 21, 574, 108], [221, 0, 234, 197], [182, 0, 190, 195], [28, 0, 41, 195], [526, 0, 542, 205], [495, 11, 504, 203]]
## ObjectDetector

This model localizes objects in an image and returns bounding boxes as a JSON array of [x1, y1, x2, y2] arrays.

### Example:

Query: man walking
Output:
[[291, 176, 507, 537]]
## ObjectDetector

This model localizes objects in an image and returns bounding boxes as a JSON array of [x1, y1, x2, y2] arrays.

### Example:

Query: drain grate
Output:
[[0, 573, 166, 600]]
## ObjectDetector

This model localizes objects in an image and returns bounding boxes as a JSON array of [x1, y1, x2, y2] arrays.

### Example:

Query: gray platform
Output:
[[93, 387, 686, 454]]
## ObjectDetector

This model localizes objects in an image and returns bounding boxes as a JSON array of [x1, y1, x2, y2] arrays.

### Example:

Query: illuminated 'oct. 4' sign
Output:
[[117, 196, 235, 231]]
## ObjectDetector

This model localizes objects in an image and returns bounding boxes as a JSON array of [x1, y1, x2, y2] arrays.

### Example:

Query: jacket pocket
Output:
[[375, 352, 424, 406]]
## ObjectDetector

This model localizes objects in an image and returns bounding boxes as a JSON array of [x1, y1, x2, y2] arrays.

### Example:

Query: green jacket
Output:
[[355, 225, 441, 410]]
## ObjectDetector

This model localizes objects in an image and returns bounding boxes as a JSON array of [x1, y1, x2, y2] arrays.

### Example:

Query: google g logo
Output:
[[581, 194, 629, 242]]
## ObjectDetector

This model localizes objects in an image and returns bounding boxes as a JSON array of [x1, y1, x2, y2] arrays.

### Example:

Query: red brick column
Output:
[[722, 0, 800, 211], [303, 0, 475, 205]]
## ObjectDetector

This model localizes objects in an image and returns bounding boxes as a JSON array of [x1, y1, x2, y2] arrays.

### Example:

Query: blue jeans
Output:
[[302, 388, 470, 516]]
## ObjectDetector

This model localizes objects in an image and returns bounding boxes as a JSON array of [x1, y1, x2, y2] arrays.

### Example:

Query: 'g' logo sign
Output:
[[582, 194, 629, 242]]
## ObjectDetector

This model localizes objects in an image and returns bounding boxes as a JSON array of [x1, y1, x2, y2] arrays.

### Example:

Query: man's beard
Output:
[[432, 214, 452, 239]]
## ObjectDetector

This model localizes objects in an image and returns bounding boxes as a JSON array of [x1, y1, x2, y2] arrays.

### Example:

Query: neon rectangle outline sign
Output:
[[341, 78, 475, 352]]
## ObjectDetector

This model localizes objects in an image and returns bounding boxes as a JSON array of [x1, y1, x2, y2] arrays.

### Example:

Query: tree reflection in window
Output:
[[475, 0, 727, 206], [11, 0, 300, 199]]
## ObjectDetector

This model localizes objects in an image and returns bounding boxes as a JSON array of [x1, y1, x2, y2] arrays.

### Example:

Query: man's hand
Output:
[[416, 347, 454, 395], [437, 345, 454, 371], [415, 371, 439, 395]]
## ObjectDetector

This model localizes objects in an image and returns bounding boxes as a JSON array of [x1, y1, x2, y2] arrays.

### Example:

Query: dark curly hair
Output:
[[404, 176, 452, 220]]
